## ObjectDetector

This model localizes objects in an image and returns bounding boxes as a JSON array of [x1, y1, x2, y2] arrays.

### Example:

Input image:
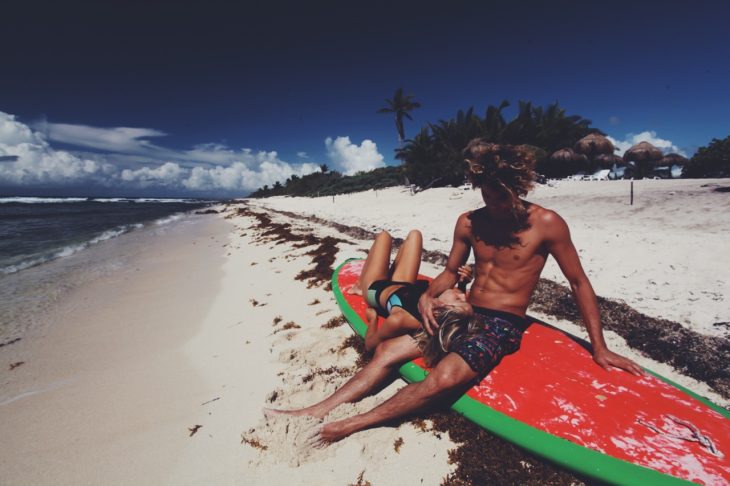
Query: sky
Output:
[[1, 0, 729, 197]]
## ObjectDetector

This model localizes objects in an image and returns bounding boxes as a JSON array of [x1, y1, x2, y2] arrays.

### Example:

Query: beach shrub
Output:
[[684, 135, 730, 178], [249, 166, 404, 198]]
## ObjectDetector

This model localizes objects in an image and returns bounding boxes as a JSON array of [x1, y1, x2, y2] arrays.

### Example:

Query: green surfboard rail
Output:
[[331, 259, 727, 486]]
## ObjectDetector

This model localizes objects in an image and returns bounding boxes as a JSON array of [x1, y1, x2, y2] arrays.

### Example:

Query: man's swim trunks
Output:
[[366, 279, 429, 319], [449, 306, 529, 378]]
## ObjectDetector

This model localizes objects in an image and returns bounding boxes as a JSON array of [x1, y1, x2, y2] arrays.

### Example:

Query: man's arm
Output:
[[542, 210, 644, 376], [418, 213, 472, 334]]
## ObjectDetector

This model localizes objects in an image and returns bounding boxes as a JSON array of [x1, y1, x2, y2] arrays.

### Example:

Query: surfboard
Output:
[[332, 259, 730, 485]]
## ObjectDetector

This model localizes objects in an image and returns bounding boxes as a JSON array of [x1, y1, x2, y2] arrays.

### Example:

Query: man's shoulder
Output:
[[456, 210, 474, 224], [526, 204, 570, 241], [527, 203, 568, 231], [527, 203, 559, 222]]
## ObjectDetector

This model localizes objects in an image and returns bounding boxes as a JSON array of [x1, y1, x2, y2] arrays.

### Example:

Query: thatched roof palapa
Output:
[[550, 147, 588, 163], [623, 141, 663, 162], [515, 144, 548, 161], [573, 133, 615, 157], [659, 153, 689, 166], [595, 153, 623, 169]]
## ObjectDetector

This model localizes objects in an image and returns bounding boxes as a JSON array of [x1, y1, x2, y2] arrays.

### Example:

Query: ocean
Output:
[[0, 197, 216, 343]]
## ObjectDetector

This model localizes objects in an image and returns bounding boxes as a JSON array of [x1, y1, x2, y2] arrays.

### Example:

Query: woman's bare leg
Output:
[[349, 231, 393, 296], [364, 309, 421, 353], [390, 230, 422, 283], [362, 230, 423, 350]]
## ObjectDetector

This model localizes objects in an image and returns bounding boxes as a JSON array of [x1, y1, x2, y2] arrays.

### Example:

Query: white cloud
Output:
[[297, 151, 309, 159], [0, 112, 114, 186], [325, 136, 385, 175], [607, 131, 686, 157], [121, 162, 185, 187], [182, 159, 319, 192], [0, 110, 321, 194], [36, 121, 167, 154]]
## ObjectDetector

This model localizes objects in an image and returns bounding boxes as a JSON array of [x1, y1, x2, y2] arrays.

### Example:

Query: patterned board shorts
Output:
[[449, 307, 528, 378]]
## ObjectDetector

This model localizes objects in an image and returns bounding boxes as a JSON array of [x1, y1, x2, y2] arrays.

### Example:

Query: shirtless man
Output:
[[272, 140, 643, 445]]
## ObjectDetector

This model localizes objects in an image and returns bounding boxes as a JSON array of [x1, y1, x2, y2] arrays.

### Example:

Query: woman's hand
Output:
[[457, 264, 473, 285]]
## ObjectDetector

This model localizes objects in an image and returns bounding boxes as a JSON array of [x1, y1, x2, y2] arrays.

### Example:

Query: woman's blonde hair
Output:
[[414, 306, 476, 367]]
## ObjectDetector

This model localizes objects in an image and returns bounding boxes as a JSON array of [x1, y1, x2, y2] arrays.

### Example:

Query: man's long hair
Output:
[[463, 139, 537, 200], [464, 140, 538, 246]]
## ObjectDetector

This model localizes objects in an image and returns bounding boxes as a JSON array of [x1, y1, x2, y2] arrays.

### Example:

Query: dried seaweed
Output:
[[348, 471, 372, 486], [322, 316, 346, 329], [236, 204, 346, 289], [393, 436, 404, 453], [241, 431, 268, 450], [273, 321, 301, 334], [301, 365, 353, 384], [339, 335, 371, 368]]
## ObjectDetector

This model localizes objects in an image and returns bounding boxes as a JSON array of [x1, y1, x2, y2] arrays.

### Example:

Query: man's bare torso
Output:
[[462, 202, 552, 316]]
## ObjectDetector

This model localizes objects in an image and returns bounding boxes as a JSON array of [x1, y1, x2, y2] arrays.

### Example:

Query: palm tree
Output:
[[377, 88, 422, 146]]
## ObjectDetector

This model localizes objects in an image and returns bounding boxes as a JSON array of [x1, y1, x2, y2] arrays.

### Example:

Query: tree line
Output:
[[249, 93, 728, 198]]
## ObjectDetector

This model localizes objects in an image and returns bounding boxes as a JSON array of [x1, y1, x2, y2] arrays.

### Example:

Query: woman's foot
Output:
[[346, 282, 363, 296]]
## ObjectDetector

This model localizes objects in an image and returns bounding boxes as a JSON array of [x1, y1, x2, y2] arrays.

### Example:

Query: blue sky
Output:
[[1, 0, 729, 197]]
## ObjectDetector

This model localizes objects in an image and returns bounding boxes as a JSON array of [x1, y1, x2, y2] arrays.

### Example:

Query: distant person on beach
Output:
[[347, 228, 474, 352], [270, 140, 643, 445]]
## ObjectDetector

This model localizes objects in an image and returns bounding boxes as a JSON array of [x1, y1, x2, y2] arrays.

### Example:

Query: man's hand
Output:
[[418, 293, 442, 336], [593, 348, 645, 376]]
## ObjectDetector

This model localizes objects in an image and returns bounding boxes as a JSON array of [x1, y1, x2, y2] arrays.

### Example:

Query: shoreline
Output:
[[0, 214, 230, 484]]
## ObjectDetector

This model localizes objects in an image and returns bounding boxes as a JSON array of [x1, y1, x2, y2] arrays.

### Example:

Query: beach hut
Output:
[[660, 153, 689, 166], [595, 154, 623, 170], [623, 141, 663, 179], [658, 153, 689, 178], [573, 133, 615, 158], [549, 148, 588, 178]]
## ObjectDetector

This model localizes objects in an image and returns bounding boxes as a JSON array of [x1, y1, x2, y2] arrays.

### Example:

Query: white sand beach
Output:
[[1, 179, 728, 484]]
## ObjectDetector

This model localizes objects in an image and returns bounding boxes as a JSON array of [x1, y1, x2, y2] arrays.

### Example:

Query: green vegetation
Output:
[[684, 135, 730, 178], [248, 165, 405, 198], [396, 101, 594, 188], [250, 100, 598, 198], [249, 96, 729, 198]]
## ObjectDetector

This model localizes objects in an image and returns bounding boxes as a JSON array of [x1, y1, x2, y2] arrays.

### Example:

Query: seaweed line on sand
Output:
[[235, 204, 348, 290], [261, 205, 730, 401]]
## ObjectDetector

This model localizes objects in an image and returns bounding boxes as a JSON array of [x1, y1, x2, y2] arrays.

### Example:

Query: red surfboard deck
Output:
[[333, 259, 730, 485]]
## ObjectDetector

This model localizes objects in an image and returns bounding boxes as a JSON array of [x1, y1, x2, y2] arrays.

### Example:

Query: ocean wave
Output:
[[89, 198, 209, 203], [1, 223, 144, 275], [0, 197, 212, 204], [154, 214, 184, 225], [0, 197, 88, 204]]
